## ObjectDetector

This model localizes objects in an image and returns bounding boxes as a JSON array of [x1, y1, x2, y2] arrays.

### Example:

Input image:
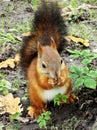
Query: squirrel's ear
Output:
[[51, 37, 56, 49], [37, 42, 43, 57]]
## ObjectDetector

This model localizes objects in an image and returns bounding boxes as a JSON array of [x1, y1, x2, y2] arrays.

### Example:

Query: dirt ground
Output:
[[0, 0, 97, 130]]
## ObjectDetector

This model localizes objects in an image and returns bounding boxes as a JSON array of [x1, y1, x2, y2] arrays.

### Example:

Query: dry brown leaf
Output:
[[66, 35, 90, 47], [0, 53, 21, 69], [0, 59, 15, 69], [0, 93, 23, 115]]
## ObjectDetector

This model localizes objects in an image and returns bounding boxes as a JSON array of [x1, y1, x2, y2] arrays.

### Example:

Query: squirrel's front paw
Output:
[[48, 79, 56, 86], [48, 77, 65, 87], [28, 106, 46, 119], [57, 76, 65, 86]]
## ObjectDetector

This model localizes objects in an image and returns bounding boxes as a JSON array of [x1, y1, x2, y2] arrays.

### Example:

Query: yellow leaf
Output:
[[66, 35, 90, 47], [22, 31, 36, 37], [0, 59, 15, 69], [0, 53, 21, 69], [0, 93, 23, 115], [22, 31, 32, 36]]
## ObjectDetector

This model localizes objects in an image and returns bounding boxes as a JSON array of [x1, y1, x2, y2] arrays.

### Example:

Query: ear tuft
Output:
[[51, 37, 56, 49], [37, 42, 43, 58]]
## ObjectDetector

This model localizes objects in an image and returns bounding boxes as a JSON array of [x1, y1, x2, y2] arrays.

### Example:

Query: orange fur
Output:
[[21, 1, 77, 119], [27, 45, 75, 119]]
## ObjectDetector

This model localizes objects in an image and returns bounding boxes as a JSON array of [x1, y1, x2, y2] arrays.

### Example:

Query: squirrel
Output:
[[20, 1, 76, 119]]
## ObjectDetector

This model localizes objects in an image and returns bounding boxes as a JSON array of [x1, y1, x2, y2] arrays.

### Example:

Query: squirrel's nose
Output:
[[50, 70, 60, 81], [54, 71, 59, 81], [54, 76, 58, 82]]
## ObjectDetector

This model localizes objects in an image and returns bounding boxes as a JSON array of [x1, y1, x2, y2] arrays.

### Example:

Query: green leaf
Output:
[[45, 115, 51, 120], [3, 88, 8, 95], [37, 115, 44, 122], [84, 78, 96, 89], [74, 78, 84, 88], [67, 49, 81, 58], [82, 59, 92, 65], [62, 95, 68, 103], [37, 111, 51, 127], [10, 113, 21, 122], [81, 50, 90, 57], [67, 49, 80, 54], [54, 93, 62, 106], [69, 73, 78, 79], [71, 54, 80, 58], [70, 66, 82, 75], [88, 71, 97, 78], [39, 120, 46, 128], [54, 99, 60, 106], [0, 79, 11, 89], [82, 67, 89, 74]]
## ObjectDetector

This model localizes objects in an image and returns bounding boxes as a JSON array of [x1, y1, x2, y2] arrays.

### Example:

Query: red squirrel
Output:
[[20, 1, 76, 119]]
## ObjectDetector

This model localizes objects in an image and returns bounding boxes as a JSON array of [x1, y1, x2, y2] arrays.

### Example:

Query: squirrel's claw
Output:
[[28, 106, 46, 119], [67, 93, 78, 103]]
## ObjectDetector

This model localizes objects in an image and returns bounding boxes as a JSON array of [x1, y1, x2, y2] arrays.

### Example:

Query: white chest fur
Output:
[[43, 84, 68, 102]]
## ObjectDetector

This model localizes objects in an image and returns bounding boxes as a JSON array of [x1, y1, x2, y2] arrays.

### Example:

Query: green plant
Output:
[[15, 19, 31, 35], [0, 79, 11, 95], [4, 121, 21, 130], [13, 79, 20, 89], [71, 0, 78, 14], [67, 49, 97, 65], [0, 32, 17, 44], [9, 112, 21, 122], [37, 111, 51, 129], [13, 79, 27, 90], [32, 0, 39, 11], [70, 66, 97, 89], [0, 70, 5, 79], [54, 93, 68, 106], [68, 49, 97, 89]]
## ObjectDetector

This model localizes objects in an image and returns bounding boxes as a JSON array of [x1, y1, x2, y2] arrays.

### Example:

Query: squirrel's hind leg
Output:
[[28, 86, 47, 119], [28, 105, 47, 119]]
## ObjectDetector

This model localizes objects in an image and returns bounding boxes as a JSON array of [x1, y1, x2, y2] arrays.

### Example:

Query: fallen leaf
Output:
[[66, 35, 90, 47], [0, 53, 21, 69], [0, 93, 23, 115], [0, 59, 15, 69], [22, 31, 32, 36]]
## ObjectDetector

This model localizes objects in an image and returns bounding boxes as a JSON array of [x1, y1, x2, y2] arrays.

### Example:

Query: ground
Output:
[[0, 0, 97, 130]]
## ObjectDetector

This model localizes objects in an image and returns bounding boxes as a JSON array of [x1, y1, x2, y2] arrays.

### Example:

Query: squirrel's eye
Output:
[[42, 62, 46, 69], [61, 59, 63, 64]]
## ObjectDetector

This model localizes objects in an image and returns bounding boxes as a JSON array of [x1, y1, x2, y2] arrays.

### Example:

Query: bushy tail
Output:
[[20, 1, 68, 70], [33, 0, 67, 37]]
